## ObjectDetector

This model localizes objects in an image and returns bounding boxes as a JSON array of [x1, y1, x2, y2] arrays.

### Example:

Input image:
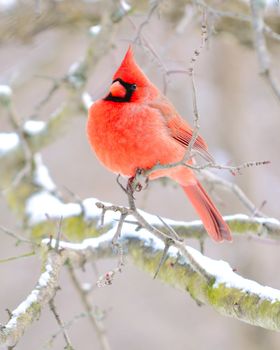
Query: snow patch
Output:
[[187, 246, 280, 303], [33, 154, 56, 191], [0, 84, 12, 96], [82, 198, 101, 220], [120, 0, 131, 12], [26, 191, 81, 224], [0, 133, 19, 155], [6, 289, 39, 329], [38, 264, 53, 287], [82, 91, 94, 109], [89, 25, 101, 36], [23, 120, 46, 135]]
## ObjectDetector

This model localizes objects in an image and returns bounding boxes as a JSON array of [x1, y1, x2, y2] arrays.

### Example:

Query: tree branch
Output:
[[0, 249, 64, 348], [44, 228, 280, 332], [3, 215, 280, 346], [2, 216, 280, 348], [250, 0, 280, 100], [67, 264, 111, 350]]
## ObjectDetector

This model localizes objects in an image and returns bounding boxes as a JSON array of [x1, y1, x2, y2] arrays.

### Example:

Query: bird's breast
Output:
[[87, 101, 184, 177]]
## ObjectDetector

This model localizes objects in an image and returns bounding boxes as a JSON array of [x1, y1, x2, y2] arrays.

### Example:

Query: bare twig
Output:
[[55, 216, 63, 251], [142, 154, 269, 179], [184, 11, 208, 162], [43, 312, 86, 349], [67, 264, 111, 350], [134, 1, 159, 44], [0, 251, 35, 264], [118, 176, 213, 281], [49, 298, 74, 350], [1, 103, 34, 194], [0, 226, 34, 246], [194, 0, 280, 43], [199, 169, 266, 217], [153, 238, 173, 279], [250, 0, 280, 100]]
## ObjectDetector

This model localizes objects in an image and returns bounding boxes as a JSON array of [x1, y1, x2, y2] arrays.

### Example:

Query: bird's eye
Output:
[[131, 84, 137, 91]]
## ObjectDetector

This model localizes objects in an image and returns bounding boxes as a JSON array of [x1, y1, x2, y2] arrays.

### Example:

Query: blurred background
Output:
[[1, 0, 280, 349]]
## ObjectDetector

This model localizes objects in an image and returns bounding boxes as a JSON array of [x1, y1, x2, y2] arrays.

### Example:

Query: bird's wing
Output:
[[148, 97, 214, 162]]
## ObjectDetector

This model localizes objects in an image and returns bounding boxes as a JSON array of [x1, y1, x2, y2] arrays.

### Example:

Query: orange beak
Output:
[[109, 81, 126, 98]]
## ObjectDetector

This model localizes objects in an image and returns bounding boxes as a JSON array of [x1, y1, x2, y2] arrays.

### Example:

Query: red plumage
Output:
[[87, 46, 232, 242]]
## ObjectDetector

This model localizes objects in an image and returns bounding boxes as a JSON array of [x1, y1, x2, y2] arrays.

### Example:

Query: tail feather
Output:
[[182, 181, 232, 242]]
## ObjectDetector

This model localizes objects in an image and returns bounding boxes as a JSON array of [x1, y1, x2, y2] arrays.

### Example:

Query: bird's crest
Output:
[[113, 46, 150, 87]]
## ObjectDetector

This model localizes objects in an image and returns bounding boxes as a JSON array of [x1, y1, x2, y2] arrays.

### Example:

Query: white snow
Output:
[[120, 0, 131, 12], [0, 84, 12, 97], [89, 25, 101, 36], [33, 154, 56, 191], [68, 61, 80, 76], [26, 191, 81, 224], [23, 120, 46, 135], [0, 133, 20, 156], [257, 216, 280, 226], [5, 289, 39, 329], [38, 264, 53, 287], [82, 198, 101, 220], [187, 246, 280, 303], [82, 91, 94, 109], [82, 282, 92, 292], [5, 262, 52, 329]]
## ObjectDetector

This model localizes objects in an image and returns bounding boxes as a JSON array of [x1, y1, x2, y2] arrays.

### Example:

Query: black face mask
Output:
[[104, 78, 137, 103]]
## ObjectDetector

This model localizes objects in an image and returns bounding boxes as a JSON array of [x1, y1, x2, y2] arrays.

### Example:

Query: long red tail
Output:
[[182, 180, 232, 242]]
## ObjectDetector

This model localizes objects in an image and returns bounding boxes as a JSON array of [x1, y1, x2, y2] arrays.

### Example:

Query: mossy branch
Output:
[[2, 221, 280, 349], [42, 228, 280, 332], [0, 249, 64, 348]]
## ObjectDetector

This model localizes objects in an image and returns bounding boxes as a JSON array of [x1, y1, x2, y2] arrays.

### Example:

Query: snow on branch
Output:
[[0, 151, 277, 345], [1, 216, 280, 348], [0, 249, 64, 348], [43, 229, 280, 331], [24, 184, 280, 242]]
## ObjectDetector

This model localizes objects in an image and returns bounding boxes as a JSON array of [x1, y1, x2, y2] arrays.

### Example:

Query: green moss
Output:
[[62, 216, 101, 241], [6, 182, 36, 217], [207, 282, 280, 330], [30, 215, 111, 242], [129, 244, 207, 304], [229, 219, 260, 235]]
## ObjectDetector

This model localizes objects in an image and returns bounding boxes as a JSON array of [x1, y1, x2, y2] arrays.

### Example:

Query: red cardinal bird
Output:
[[87, 46, 231, 242]]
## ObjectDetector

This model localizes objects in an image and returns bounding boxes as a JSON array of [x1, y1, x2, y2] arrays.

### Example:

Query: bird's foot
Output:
[[133, 168, 149, 192]]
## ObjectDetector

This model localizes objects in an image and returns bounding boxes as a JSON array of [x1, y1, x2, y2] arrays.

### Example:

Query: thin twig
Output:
[[153, 238, 172, 279], [0, 251, 35, 264], [43, 311, 104, 349], [183, 11, 208, 162], [134, 1, 159, 44], [250, 0, 280, 100], [199, 170, 267, 217], [67, 264, 111, 350], [119, 177, 213, 281], [194, 0, 280, 43], [49, 298, 74, 350], [0, 226, 35, 246]]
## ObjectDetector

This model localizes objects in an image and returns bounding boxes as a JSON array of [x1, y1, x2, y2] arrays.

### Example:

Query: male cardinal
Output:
[[87, 46, 231, 242]]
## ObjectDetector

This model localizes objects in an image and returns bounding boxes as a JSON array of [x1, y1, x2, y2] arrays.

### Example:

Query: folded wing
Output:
[[148, 97, 213, 162]]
